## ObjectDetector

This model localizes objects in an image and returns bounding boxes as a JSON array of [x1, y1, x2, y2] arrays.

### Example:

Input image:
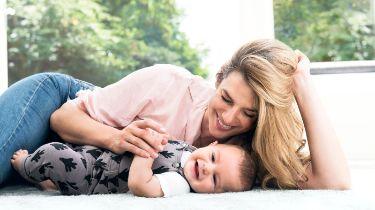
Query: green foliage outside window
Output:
[[7, 0, 208, 86], [274, 0, 374, 62]]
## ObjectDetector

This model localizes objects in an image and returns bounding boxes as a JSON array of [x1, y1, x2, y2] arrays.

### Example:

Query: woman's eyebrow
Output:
[[222, 89, 257, 113]]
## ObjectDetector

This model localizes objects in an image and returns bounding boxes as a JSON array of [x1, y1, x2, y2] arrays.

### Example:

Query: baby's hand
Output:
[[109, 119, 169, 158]]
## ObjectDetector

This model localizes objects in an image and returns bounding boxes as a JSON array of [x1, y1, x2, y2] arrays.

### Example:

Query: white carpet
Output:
[[0, 185, 374, 210]]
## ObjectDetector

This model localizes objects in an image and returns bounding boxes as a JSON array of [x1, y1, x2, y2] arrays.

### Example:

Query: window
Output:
[[273, 0, 374, 62]]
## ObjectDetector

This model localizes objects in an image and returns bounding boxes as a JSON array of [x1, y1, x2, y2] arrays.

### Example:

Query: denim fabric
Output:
[[0, 73, 94, 185]]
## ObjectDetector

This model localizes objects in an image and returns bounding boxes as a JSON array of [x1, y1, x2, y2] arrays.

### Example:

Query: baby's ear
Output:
[[209, 141, 218, 146]]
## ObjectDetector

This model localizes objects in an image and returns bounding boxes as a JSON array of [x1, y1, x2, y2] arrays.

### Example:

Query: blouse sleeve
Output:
[[70, 65, 188, 127], [154, 172, 191, 197]]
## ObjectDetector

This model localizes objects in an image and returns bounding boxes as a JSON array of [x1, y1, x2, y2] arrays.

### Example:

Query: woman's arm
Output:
[[294, 51, 351, 190], [50, 102, 119, 150], [50, 102, 167, 158], [128, 155, 164, 197]]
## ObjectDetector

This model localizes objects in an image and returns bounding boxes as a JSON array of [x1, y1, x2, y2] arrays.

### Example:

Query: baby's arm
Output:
[[128, 155, 163, 197]]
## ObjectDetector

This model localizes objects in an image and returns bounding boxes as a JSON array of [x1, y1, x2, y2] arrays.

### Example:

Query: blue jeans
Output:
[[0, 73, 94, 185]]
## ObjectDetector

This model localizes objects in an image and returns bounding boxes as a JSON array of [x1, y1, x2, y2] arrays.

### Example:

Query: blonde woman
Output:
[[0, 39, 350, 190], [217, 41, 350, 189]]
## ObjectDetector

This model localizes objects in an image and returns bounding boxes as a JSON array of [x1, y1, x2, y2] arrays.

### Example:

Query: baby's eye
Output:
[[213, 174, 217, 186], [211, 152, 215, 162]]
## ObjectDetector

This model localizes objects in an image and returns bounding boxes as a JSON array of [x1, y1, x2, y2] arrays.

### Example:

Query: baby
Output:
[[11, 140, 256, 197]]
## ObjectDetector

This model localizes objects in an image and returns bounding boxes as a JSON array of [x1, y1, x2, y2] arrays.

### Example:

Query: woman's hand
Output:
[[294, 50, 311, 78], [51, 102, 170, 159], [108, 119, 169, 158], [293, 50, 313, 96]]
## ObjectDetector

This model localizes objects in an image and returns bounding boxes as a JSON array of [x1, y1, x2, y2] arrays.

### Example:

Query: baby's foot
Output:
[[39, 180, 58, 191], [10, 149, 29, 173]]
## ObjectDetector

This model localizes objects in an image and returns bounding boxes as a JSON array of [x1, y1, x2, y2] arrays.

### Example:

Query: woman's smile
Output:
[[216, 113, 232, 131]]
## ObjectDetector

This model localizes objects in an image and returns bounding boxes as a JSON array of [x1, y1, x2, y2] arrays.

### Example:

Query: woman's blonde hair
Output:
[[216, 39, 310, 189]]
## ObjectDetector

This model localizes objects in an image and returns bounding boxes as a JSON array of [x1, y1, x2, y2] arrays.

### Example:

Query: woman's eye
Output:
[[221, 95, 231, 104], [244, 112, 255, 118], [213, 174, 217, 186], [211, 152, 215, 162]]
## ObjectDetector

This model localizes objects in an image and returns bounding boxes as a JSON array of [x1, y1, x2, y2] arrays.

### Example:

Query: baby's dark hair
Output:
[[238, 147, 258, 191], [225, 132, 258, 191]]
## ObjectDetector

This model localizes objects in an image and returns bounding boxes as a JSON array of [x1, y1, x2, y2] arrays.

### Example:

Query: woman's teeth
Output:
[[218, 117, 231, 130]]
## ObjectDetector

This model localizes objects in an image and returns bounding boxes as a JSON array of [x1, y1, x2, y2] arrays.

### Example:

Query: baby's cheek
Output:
[[198, 182, 212, 193]]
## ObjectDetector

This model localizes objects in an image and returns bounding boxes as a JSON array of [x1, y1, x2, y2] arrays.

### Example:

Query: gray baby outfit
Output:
[[18, 140, 196, 195]]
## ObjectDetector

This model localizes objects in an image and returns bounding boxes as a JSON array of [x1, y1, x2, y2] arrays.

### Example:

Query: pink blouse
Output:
[[71, 64, 215, 144]]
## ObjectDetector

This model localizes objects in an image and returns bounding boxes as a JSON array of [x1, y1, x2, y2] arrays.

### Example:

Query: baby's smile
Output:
[[195, 161, 199, 179]]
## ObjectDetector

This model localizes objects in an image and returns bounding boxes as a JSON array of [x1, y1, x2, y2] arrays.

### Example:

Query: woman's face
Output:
[[207, 71, 258, 140]]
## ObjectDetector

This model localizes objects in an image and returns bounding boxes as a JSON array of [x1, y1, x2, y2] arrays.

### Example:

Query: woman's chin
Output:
[[210, 125, 231, 137], [210, 130, 231, 141]]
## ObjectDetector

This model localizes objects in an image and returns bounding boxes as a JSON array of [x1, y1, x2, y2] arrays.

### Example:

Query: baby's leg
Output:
[[11, 150, 57, 191], [39, 180, 58, 191], [11, 149, 32, 181], [11, 142, 90, 195]]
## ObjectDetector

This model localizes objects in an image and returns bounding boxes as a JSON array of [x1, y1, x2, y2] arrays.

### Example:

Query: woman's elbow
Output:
[[50, 109, 61, 131], [307, 172, 352, 190], [49, 103, 73, 137], [331, 171, 352, 190], [321, 177, 352, 190], [332, 179, 351, 190], [50, 107, 58, 121], [50, 107, 67, 129]]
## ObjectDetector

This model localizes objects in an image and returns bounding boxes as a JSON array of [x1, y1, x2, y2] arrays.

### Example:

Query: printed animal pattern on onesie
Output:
[[18, 140, 196, 195]]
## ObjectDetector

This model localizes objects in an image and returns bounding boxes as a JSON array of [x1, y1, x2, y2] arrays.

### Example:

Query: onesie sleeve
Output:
[[154, 172, 190, 197]]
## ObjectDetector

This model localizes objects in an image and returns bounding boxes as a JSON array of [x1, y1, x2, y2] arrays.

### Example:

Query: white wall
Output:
[[177, 0, 274, 81], [0, 0, 7, 93]]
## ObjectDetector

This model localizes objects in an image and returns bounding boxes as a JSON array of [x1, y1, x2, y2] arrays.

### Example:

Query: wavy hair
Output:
[[216, 39, 310, 188]]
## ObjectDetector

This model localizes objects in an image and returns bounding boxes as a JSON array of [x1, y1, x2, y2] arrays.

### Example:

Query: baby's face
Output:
[[183, 144, 244, 193]]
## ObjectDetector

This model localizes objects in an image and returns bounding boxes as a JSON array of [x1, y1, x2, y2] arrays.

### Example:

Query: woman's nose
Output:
[[222, 108, 239, 124]]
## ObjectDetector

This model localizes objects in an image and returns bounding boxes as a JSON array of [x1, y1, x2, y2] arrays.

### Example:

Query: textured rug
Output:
[[0, 185, 374, 210]]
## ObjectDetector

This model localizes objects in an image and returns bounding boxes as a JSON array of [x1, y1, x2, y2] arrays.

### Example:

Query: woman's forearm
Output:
[[294, 76, 351, 189], [50, 102, 120, 150]]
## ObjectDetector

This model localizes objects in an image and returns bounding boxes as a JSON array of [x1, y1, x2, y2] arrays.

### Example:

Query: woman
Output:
[[0, 39, 350, 189]]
